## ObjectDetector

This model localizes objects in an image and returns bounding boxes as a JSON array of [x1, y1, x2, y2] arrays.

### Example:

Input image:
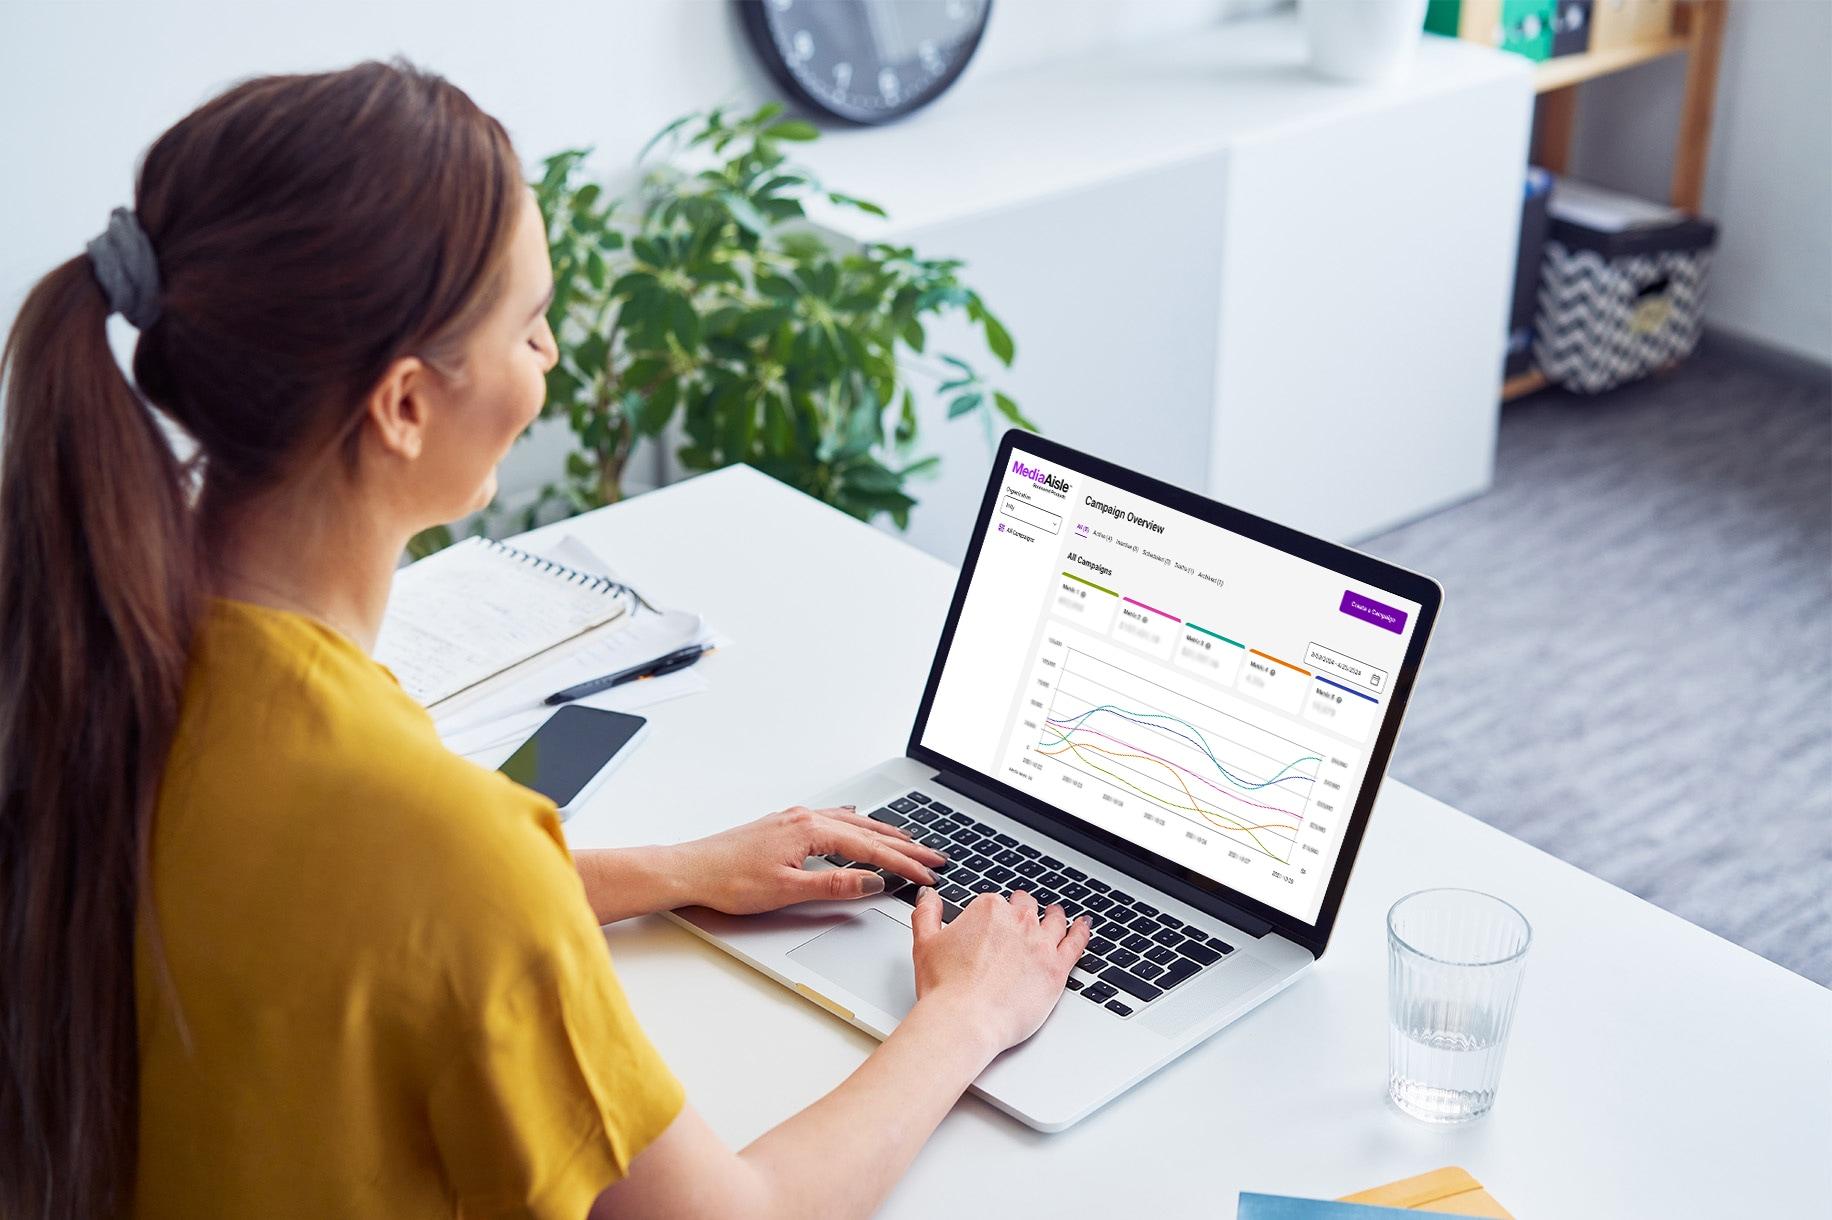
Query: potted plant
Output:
[[411, 103, 1027, 556]]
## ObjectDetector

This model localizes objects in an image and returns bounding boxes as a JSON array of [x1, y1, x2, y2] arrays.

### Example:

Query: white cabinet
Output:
[[803, 14, 1534, 560]]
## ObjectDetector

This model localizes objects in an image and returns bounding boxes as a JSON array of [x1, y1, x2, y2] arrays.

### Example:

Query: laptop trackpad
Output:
[[786, 911, 917, 1020]]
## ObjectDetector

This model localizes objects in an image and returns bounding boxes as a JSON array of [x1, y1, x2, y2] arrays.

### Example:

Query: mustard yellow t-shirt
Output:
[[135, 599, 683, 1218]]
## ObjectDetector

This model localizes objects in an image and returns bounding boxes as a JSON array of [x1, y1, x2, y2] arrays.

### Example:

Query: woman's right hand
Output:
[[910, 887, 1093, 1056]]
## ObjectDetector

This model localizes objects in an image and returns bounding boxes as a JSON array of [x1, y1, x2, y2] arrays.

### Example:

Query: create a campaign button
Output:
[[1339, 589, 1407, 634]]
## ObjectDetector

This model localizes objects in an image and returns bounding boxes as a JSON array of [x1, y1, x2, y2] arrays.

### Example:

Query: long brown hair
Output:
[[0, 62, 523, 1217]]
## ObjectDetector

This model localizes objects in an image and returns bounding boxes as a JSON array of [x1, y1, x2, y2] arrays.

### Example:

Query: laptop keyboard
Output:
[[820, 790, 1235, 1019]]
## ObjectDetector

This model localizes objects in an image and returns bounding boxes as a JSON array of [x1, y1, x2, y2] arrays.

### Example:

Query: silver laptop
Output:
[[671, 431, 1441, 1131]]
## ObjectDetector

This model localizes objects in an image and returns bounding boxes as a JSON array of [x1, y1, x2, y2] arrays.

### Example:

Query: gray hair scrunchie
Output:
[[85, 207, 163, 330]]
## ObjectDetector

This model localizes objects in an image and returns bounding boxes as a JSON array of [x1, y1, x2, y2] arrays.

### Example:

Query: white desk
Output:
[[539, 466, 1830, 1218]]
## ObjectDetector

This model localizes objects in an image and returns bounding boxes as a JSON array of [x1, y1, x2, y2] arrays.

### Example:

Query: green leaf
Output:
[[900, 455, 941, 479], [586, 248, 607, 291], [827, 191, 888, 218], [749, 100, 787, 127], [947, 392, 983, 419], [573, 183, 602, 213], [635, 379, 678, 437], [900, 318, 926, 353], [719, 191, 770, 237], [637, 112, 696, 164], [992, 390, 1035, 429], [664, 292, 700, 348], [981, 312, 1015, 365], [764, 119, 820, 142]]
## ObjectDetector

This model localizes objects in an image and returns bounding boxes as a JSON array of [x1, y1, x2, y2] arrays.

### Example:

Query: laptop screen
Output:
[[917, 442, 1427, 929]]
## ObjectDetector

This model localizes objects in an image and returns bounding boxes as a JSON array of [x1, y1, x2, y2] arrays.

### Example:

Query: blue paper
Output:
[[1238, 1193, 1481, 1220]]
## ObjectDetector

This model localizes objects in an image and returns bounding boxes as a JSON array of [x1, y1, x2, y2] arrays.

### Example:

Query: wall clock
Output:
[[738, 0, 992, 125]]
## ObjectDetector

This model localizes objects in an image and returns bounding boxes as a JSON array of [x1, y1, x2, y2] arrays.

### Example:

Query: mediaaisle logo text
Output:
[[1011, 458, 1070, 495]]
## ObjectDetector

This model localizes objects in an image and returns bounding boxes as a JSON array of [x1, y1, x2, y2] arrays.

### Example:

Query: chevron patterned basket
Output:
[[1533, 212, 1717, 395]]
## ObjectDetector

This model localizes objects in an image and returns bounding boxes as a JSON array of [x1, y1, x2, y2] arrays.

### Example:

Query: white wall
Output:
[[1565, 0, 1832, 365], [0, 0, 1260, 512]]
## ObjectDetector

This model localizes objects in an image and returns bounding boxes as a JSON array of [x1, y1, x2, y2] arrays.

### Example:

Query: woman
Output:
[[0, 62, 1090, 1219]]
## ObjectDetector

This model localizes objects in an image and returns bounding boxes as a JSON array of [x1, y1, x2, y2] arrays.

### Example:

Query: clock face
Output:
[[740, 0, 992, 125]]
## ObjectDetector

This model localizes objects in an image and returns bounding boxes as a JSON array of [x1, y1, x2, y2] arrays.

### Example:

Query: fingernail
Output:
[[859, 874, 885, 895], [843, 803, 857, 810]]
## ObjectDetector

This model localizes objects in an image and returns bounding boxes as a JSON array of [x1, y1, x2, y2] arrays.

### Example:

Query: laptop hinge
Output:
[[929, 768, 1275, 940]]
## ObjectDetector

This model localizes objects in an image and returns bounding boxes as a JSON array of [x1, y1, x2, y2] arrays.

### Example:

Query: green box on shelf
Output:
[[1424, 0, 1559, 62]]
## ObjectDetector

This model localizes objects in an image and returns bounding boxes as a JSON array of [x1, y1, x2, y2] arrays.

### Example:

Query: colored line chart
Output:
[[1036, 645, 1326, 864]]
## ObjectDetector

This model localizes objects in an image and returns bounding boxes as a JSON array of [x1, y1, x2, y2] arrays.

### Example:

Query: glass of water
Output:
[[1387, 888, 1531, 1123]]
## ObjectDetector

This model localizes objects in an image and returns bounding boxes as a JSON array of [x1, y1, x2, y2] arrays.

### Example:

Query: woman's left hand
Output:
[[675, 805, 947, 916]]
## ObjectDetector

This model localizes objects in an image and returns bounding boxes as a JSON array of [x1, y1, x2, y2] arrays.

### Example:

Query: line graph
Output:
[[1036, 645, 1326, 863]]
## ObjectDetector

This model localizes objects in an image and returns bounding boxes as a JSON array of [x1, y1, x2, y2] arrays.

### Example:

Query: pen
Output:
[[543, 643, 714, 705]]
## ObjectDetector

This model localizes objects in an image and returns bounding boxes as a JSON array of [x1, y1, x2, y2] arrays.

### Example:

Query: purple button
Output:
[[1339, 589, 1407, 634]]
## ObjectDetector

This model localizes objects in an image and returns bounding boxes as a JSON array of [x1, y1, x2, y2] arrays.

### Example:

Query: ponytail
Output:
[[0, 256, 202, 1216]]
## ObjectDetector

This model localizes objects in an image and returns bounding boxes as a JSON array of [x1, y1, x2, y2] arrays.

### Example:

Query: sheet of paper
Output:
[[1548, 180, 1684, 233], [432, 607, 708, 738]]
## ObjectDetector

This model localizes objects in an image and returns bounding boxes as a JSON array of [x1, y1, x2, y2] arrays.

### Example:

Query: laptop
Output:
[[670, 430, 1441, 1131]]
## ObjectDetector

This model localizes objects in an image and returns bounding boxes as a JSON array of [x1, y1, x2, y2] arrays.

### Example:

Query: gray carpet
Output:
[[1360, 340, 1832, 986]]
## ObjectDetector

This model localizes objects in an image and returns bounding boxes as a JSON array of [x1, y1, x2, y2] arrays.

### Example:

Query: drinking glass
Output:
[[1386, 888, 1531, 1123]]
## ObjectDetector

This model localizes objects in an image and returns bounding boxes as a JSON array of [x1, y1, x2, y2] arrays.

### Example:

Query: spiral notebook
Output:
[[375, 536, 637, 707]]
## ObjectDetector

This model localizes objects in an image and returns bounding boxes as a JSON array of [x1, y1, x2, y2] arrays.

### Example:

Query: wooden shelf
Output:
[[1502, 1, 1727, 403], [1503, 368, 1549, 401], [1533, 34, 1691, 93]]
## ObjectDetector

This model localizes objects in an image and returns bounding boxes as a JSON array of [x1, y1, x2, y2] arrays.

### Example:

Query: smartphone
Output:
[[496, 706, 647, 819]]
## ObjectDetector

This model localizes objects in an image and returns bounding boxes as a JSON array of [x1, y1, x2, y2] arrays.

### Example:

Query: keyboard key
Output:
[[1099, 967, 1163, 1004], [823, 852, 850, 866], [1134, 960, 1165, 981], [1014, 858, 1046, 879], [889, 797, 920, 814], [1129, 916, 1159, 936], [908, 807, 939, 825], [983, 866, 1015, 886], [1061, 865, 1087, 882], [1156, 913, 1184, 931], [917, 832, 950, 850], [1207, 935, 1234, 954], [1015, 843, 1042, 858], [928, 802, 955, 816], [939, 883, 972, 905], [968, 819, 994, 835], [1039, 872, 1069, 890], [1083, 893, 1115, 913], [953, 830, 983, 848], [1041, 855, 1064, 869], [1131, 902, 1160, 918], [1084, 877, 1111, 893], [1083, 981, 1118, 1003], [991, 832, 1018, 849], [1087, 937, 1116, 956], [1104, 905, 1137, 926], [905, 791, 931, 804], [994, 849, 1023, 867], [1061, 882, 1091, 902], [1177, 940, 1222, 966], [890, 884, 919, 905], [1109, 948, 1140, 968], [970, 877, 1002, 894], [1033, 888, 1060, 906], [1152, 927, 1184, 949], [1145, 945, 1178, 966], [869, 807, 908, 828], [1059, 904, 1082, 921], [1105, 999, 1134, 1017], [1065, 977, 1084, 992], [1122, 932, 1154, 953], [1158, 958, 1201, 989], [962, 854, 994, 872], [1079, 953, 1108, 975], [939, 901, 965, 924]]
